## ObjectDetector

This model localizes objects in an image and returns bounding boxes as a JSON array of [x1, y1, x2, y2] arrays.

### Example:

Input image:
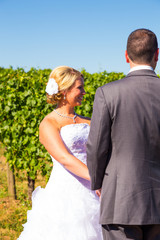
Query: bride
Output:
[[18, 66, 102, 240]]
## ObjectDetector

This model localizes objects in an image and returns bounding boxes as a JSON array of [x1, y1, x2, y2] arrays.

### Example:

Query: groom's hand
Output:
[[95, 189, 101, 198]]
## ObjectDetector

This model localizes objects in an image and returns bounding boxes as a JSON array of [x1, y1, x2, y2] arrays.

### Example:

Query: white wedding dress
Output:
[[18, 123, 102, 240]]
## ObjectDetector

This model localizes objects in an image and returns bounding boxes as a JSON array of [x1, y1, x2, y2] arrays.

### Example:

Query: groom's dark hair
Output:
[[127, 28, 158, 64]]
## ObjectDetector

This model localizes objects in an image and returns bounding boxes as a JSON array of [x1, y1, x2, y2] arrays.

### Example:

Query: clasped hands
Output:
[[95, 189, 101, 198]]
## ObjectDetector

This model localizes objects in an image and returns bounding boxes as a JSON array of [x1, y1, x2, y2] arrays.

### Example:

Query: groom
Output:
[[86, 28, 160, 239]]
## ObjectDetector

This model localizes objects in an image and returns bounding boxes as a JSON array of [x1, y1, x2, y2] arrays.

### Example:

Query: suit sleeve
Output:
[[86, 86, 112, 190]]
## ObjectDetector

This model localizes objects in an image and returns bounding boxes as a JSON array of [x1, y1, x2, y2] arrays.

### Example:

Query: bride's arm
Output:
[[39, 118, 90, 181]]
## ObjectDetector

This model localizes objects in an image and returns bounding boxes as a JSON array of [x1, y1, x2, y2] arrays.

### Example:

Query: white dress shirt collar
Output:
[[129, 65, 153, 73]]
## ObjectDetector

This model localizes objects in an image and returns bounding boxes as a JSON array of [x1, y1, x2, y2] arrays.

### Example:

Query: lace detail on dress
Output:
[[51, 123, 90, 187], [60, 123, 90, 161]]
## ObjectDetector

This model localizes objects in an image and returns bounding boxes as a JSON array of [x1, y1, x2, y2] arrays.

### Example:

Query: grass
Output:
[[0, 144, 48, 240]]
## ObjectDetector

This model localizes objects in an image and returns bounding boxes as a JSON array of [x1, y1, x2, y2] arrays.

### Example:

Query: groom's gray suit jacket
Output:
[[86, 70, 160, 225]]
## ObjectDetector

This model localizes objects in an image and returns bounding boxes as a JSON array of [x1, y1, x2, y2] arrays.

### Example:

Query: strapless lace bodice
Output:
[[50, 123, 90, 185], [60, 123, 90, 163]]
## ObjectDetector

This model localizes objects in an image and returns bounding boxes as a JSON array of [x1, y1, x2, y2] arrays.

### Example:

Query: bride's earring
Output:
[[64, 94, 66, 100]]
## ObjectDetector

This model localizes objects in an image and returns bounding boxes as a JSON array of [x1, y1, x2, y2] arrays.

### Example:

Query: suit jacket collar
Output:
[[126, 69, 157, 78]]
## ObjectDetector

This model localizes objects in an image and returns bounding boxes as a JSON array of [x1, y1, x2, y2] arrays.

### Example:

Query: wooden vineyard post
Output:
[[7, 162, 17, 199], [28, 175, 35, 201]]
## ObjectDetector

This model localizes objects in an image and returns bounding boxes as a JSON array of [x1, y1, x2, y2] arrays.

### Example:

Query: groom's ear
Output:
[[154, 48, 159, 62], [125, 50, 130, 63]]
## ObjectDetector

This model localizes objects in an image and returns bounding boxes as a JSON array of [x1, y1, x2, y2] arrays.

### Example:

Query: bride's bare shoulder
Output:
[[39, 113, 60, 144], [39, 112, 59, 130]]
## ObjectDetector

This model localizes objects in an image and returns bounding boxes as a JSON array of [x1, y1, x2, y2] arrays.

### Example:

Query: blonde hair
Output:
[[47, 66, 83, 105]]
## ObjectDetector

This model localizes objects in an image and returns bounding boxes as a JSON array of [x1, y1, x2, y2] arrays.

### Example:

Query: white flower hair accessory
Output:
[[45, 78, 59, 95]]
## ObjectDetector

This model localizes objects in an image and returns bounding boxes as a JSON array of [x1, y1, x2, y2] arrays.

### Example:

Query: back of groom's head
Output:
[[127, 28, 158, 64]]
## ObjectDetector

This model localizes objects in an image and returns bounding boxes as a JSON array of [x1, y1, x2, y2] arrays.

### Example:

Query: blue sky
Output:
[[1, 0, 160, 74]]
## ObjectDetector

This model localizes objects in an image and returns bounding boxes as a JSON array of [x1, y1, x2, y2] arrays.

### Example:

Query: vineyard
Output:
[[0, 67, 125, 239]]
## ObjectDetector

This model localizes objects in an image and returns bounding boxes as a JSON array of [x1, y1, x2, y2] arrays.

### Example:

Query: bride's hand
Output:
[[95, 189, 101, 198]]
